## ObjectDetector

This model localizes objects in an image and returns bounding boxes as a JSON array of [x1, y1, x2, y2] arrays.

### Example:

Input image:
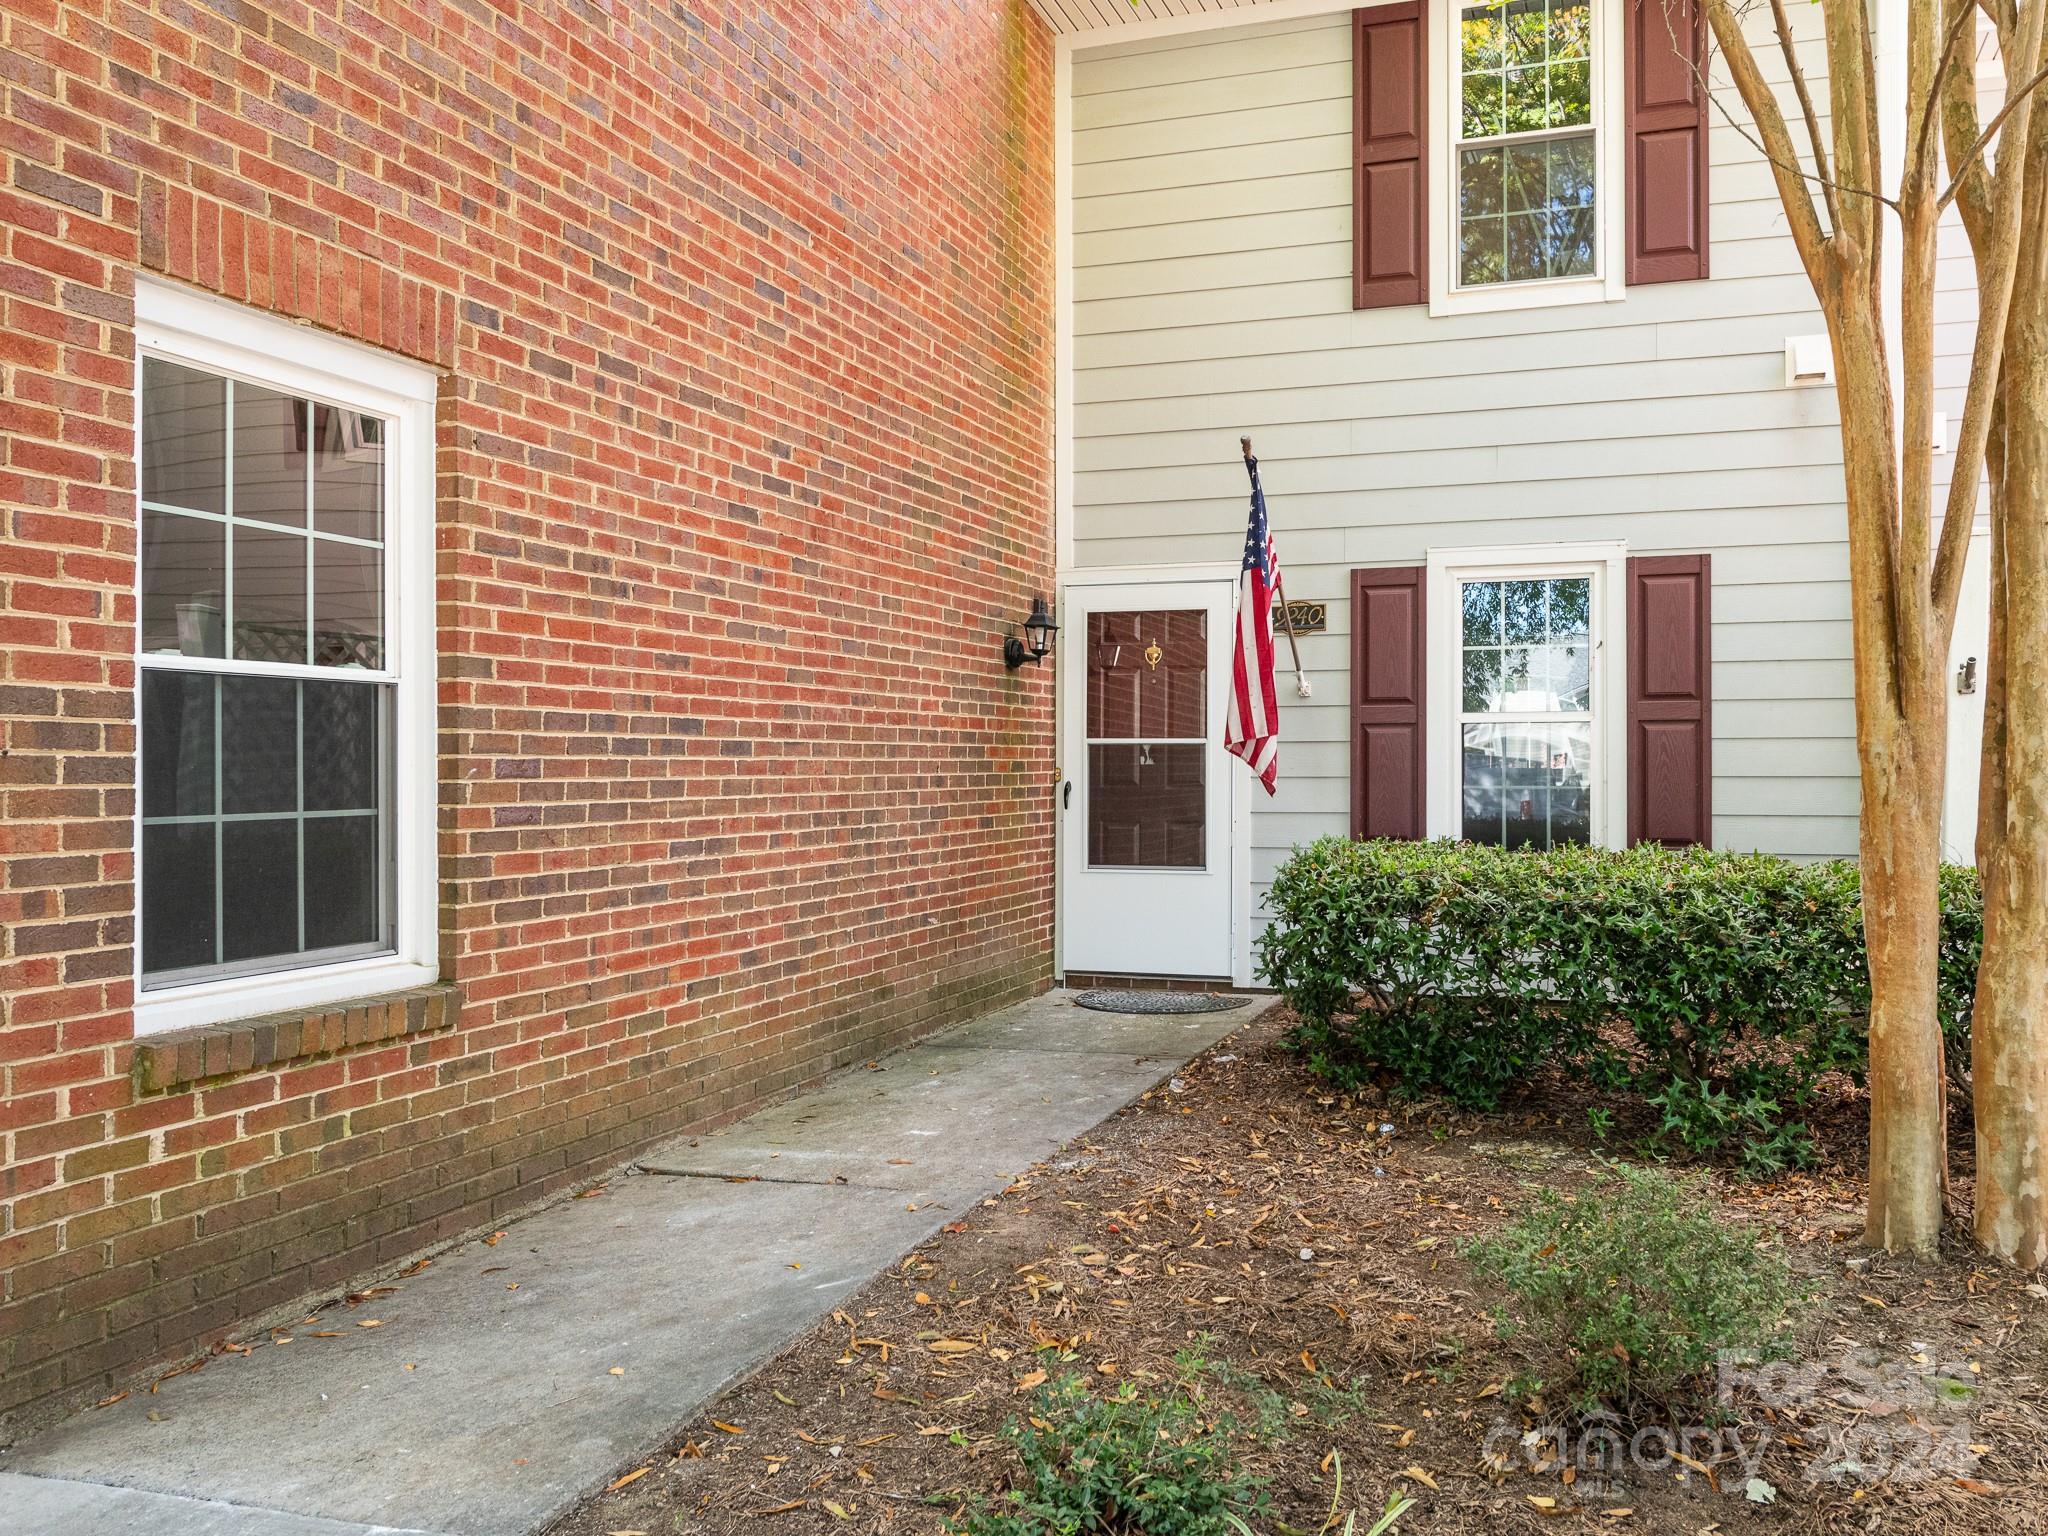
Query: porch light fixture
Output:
[[1004, 595, 1057, 669]]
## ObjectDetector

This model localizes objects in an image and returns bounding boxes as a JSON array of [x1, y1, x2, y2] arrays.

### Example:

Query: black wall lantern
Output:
[[1004, 594, 1057, 669]]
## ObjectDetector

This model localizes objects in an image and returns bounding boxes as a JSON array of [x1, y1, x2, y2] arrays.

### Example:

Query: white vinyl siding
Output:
[[1932, 20, 2001, 861], [1070, 6, 1857, 948]]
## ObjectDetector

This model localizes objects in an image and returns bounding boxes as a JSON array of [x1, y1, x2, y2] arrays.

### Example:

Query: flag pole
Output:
[[1242, 436, 1311, 699]]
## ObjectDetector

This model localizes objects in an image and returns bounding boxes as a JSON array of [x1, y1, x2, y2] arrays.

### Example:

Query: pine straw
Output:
[[551, 1008, 2048, 1536]]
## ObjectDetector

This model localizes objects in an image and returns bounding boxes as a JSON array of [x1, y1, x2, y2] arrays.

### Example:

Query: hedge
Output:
[[1256, 838, 1981, 1173]]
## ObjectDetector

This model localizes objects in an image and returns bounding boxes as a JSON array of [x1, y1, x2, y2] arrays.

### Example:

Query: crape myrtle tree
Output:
[[1942, 0, 2048, 1270], [1698, 0, 2048, 1261]]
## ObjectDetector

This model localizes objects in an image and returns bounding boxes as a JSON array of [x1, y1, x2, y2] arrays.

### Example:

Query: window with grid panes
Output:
[[1455, 0, 1599, 287], [137, 355, 395, 986], [1457, 573, 1596, 848]]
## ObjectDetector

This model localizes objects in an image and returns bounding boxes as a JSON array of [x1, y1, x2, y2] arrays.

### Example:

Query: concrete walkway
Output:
[[0, 989, 1265, 1536]]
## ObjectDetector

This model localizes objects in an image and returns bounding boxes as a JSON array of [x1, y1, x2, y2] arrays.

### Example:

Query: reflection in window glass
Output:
[[1457, 0, 1596, 285], [137, 355, 394, 986], [1085, 609, 1207, 740], [141, 358, 225, 515], [313, 404, 384, 542], [140, 508, 226, 658], [314, 538, 383, 668], [1462, 722, 1593, 848], [1458, 573, 1595, 849], [232, 383, 307, 527], [231, 522, 309, 664], [1458, 578, 1591, 712]]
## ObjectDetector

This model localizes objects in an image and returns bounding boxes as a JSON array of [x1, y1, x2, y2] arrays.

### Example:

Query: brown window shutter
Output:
[[1627, 553, 1712, 847], [1625, 0, 1710, 283], [1352, 566, 1427, 839], [1354, 3, 1427, 309]]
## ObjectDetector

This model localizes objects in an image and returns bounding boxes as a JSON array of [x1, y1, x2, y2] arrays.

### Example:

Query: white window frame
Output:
[[132, 277, 439, 1035], [1424, 541, 1628, 847], [1428, 0, 1628, 316]]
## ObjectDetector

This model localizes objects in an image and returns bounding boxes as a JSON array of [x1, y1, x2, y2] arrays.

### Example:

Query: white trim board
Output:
[[135, 278, 439, 405]]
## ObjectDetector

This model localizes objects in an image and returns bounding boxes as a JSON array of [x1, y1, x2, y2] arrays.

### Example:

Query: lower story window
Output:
[[1457, 573, 1594, 848], [134, 278, 436, 1030]]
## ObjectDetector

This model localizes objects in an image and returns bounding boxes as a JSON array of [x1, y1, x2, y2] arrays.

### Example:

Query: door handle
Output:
[[1062, 779, 1072, 810]]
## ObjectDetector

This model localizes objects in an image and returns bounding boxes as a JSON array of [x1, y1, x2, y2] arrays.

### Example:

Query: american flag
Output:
[[1225, 453, 1281, 795]]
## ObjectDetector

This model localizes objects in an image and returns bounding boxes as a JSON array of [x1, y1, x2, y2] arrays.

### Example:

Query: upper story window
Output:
[[134, 279, 438, 1034], [1357, 0, 1709, 315], [1455, 0, 1596, 287]]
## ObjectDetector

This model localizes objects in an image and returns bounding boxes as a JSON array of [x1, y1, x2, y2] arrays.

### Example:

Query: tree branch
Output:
[[1824, 0, 1884, 267], [1897, 1, 1945, 658], [1982, 0, 2020, 50], [1698, 78, 1897, 216], [1914, 0, 1986, 194], [1938, 56, 2048, 210], [1767, 0, 1842, 234], [1704, 0, 1837, 282], [1936, 0, 2048, 632], [1942, 0, 1998, 248]]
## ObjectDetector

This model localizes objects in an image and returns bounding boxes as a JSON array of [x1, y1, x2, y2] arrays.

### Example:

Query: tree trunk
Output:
[[1831, 293, 1950, 1258], [1973, 278, 2048, 1269], [1974, 825, 2048, 1268], [1861, 738, 1949, 1255]]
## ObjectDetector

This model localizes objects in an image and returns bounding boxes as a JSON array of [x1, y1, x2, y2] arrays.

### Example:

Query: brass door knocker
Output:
[[1143, 639, 1162, 670]]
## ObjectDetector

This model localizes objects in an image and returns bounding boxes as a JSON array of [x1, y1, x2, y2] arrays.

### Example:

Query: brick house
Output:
[[0, 0, 1989, 1436], [1, 0, 1055, 1434]]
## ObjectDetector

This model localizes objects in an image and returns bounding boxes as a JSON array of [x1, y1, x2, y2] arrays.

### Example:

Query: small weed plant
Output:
[[949, 1368, 1270, 1536], [1462, 1161, 1810, 1414], [1225, 1453, 1413, 1536], [1194, 1347, 1369, 1441]]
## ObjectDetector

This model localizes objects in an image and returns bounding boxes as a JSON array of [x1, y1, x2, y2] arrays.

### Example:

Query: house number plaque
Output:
[[1272, 600, 1326, 635]]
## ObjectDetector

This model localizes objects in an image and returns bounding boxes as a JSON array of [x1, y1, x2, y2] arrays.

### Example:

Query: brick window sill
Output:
[[132, 982, 461, 1093]]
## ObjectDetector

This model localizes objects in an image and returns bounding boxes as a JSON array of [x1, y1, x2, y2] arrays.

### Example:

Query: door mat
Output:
[[1073, 989, 1255, 1015]]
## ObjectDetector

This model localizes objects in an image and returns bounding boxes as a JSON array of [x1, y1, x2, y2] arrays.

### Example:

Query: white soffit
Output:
[[1027, 0, 1320, 41]]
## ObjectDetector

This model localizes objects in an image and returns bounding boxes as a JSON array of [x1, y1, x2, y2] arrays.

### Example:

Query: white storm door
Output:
[[1062, 579, 1235, 978]]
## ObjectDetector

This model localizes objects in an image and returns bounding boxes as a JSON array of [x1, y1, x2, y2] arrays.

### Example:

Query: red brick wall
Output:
[[0, 0, 1055, 1435]]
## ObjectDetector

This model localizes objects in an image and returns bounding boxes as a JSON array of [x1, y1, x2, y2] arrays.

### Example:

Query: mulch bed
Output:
[[548, 1007, 2048, 1536]]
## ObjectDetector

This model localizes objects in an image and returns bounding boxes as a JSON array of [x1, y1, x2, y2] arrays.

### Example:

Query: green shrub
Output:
[[1256, 837, 1983, 1160], [1463, 1162, 1809, 1412], [1260, 839, 1612, 1110], [950, 1370, 1270, 1536]]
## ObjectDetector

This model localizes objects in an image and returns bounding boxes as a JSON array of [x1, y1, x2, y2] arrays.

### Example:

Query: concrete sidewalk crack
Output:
[[634, 1164, 924, 1194]]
